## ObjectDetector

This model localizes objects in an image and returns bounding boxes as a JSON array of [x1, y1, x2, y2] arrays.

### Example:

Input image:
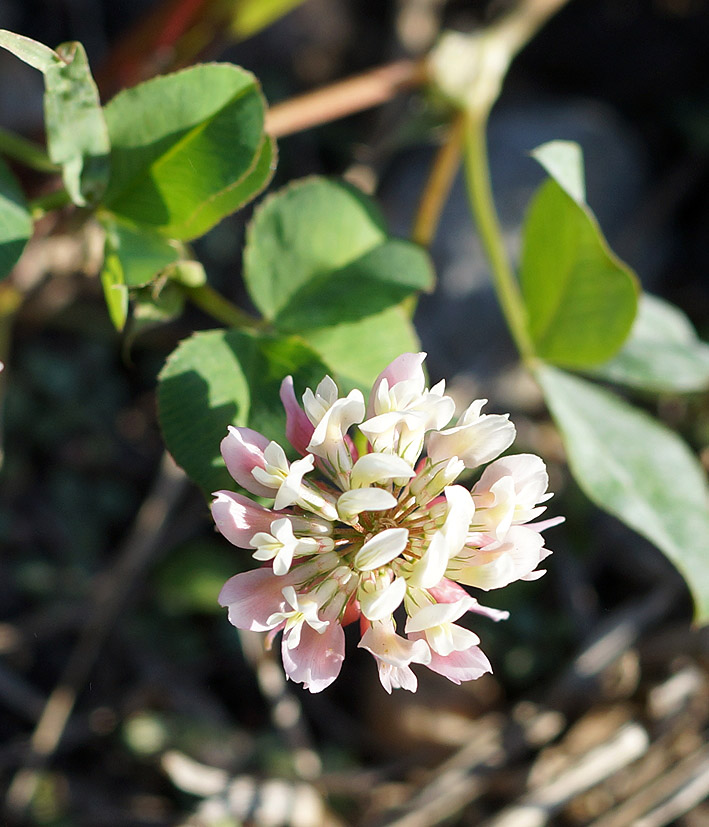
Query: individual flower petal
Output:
[[362, 353, 455, 464], [472, 475, 517, 541], [404, 596, 476, 634], [280, 375, 315, 455], [281, 620, 345, 692], [358, 618, 431, 694], [272, 454, 316, 510], [358, 410, 421, 457], [358, 574, 407, 621], [249, 442, 302, 495], [473, 454, 552, 538], [409, 631, 492, 684], [211, 490, 278, 548], [424, 622, 481, 657], [447, 525, 548, 590], [220, 426, 274, 497], [219, 568, 292, 632], [307, 388, 365, 475], [406, 486, 475, 588], [410, 457, 466, 505], [381, 663, 419, 692], [528, 515, 566, 533], [428, 579, 510, 622], [354, 527, 409, 571], [250, 517, 320, 576], [427, 399, 516, 469], [350, 453, 415, 489], [405, 531, 450, 590], [367, 352, 427, 418], [267, 586, 329, 650], [404, 593, 483, 657], [337, 488, 397, 522], [302, 375, 339, 425]]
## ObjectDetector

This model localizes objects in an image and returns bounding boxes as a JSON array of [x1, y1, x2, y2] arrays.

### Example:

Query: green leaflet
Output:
[[0, 156, 32, 280], [102, 64, 272, 240], [521, 141, 638, 366], [537, 364, 709, 623], [0, 31, 109, 205], [157, 329, 329, 494], [590, 293, 709, 393]]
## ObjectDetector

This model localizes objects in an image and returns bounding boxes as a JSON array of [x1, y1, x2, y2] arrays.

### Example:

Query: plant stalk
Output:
[[184, 283, 264, 330], [0, 126, 57, 173], [462, 111, 535, 361], [265, 59, 427, 138], [29, 187, 73, 216], [412, 114, 465, 247]]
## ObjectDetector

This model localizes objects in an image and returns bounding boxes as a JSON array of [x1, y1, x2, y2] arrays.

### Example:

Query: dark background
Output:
[[0, 1, 707, 824]]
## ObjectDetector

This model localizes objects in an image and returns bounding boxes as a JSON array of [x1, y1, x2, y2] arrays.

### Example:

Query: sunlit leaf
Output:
[[301, 304, 421, 392], [590, 293, 709, 393], [244, 177, 434, 330], [0, 29, 57, 71], [521, 142, 638, 366], [44, 41, 110, 205], [530, 140, 585, 204], [537, 364, 709, 622], [100, 249, 128, 331], [103, 63, 272, 240]]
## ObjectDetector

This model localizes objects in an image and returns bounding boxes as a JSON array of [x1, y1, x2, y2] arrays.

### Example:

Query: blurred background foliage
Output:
[[0, 1, 708, 825]]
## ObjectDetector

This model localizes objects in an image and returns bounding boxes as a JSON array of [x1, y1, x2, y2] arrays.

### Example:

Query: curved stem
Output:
[[0, 127, 57, 173], [184, 283, 265, 330], [29, 187, 72, 216], [462, 111, 535, 362], [412, 113, 465, 247]]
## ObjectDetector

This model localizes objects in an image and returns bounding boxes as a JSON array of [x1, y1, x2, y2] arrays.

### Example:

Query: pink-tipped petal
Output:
[[428, 578, 471, 604], [219, 567, 291, 632], [528, 515, 565, 533], [220, 426, 274, 497], [409, 632, 492, 685], [281, 621, 345, 692], [427, 579, 509, 621], [280, 376, 315, 455], [211, 491, 277, 548], [367, 352, 426, 417]]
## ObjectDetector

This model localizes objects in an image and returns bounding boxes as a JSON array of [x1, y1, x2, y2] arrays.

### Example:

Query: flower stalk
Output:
[[462, 111, 535, 362]]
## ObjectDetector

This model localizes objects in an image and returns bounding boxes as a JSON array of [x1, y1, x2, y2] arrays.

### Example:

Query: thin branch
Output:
[[184, 283, 265, 330], [411, 114, 465, 247], [0, 126, 57, 173], [265, 59, 427, 139]]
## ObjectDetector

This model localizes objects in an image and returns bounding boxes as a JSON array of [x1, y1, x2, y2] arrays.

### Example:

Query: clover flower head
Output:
[[214, 353, 562, 693]]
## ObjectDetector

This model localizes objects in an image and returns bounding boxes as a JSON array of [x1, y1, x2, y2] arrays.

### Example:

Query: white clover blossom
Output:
[[215, 353, 562, 693]]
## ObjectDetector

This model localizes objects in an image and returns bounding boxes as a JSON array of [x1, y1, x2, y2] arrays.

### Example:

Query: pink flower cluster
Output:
[[214, 353, 561, 693]]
